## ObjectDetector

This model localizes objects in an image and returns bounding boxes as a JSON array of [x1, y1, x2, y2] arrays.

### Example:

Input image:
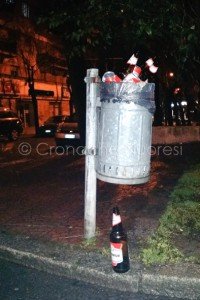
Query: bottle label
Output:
[[112, 213, 121, 226], [110, 242, 123, 266]]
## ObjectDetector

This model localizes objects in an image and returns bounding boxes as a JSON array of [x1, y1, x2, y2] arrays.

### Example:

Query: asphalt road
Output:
[[0, 259, 177, 300]]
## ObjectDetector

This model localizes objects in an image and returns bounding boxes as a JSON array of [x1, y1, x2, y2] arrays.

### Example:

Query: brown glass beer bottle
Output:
[[110, 206, 130, 273]]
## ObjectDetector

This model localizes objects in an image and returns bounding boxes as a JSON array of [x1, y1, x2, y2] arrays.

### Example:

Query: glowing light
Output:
[[169, 72, 174, 77], [181, 101, 187, 106], [0, 107, 9, 111]]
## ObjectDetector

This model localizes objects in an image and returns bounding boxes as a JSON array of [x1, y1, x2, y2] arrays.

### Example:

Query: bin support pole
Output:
[[84, 69, 99, 239]]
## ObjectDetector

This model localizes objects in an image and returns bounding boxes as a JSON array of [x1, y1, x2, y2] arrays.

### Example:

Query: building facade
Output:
[[0, 0, 70, 127]]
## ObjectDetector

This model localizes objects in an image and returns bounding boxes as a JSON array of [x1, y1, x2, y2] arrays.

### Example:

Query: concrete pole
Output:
[[84, 69, 99, 239]]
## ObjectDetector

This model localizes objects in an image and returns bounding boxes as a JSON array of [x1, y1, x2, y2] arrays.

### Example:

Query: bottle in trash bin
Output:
[[123, 65, 141, 83], [110, 206, 130, 273], [102, 71, 122, 83]]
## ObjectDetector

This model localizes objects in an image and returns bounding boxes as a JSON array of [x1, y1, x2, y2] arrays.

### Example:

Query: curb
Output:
[[0, 232, 200, 299]]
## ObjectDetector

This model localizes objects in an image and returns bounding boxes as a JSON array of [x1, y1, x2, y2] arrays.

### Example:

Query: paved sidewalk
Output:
[[0, 142, 200, 299]]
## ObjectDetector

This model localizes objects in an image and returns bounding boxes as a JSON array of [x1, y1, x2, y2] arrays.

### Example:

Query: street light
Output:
[[169, 72, 174, 78]]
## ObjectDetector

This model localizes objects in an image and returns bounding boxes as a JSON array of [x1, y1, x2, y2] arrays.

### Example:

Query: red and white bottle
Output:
[[123, 66, 142, 83], [146, 58, 158, 73], [110, 206, 130, 273], [102, 71, 122, 83]]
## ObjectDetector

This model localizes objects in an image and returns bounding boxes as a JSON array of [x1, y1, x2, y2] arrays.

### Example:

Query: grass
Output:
[[141, 163, 200, 265]]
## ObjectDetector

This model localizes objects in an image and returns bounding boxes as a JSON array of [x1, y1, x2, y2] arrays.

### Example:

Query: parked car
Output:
[[38, 115, 68, 137], [0, 108, 23, 141], [55, 114, 80, 147]]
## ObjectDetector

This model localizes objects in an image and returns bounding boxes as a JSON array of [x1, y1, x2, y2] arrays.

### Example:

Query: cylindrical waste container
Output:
[[95, 82, 155, 185]]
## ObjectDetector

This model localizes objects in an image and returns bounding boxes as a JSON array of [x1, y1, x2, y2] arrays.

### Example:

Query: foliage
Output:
[[159, 201, 200, 236], [38, 0, 200, 83], [80, 227, 102, 250], [170, 169, 200, 203], [81, 237, 97, 250], [38, 1, 200, 134], [141, 163, 200, 265], [142, 236, 183, 265], [100, 246, 110, 257]]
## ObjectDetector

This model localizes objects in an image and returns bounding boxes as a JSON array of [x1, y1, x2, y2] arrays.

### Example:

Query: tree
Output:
[[38, 0, 200, 129], [15, 18, 40, 134]]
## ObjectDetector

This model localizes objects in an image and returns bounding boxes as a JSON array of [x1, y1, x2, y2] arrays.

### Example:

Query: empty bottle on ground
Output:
[[110, 206, 130, 273]]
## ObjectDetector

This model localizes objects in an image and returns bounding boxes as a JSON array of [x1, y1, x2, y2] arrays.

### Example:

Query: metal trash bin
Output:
[[95, 82, 155, 185]]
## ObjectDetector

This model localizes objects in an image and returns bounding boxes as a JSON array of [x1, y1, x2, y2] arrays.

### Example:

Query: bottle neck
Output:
[[112, 212, 123, 231]]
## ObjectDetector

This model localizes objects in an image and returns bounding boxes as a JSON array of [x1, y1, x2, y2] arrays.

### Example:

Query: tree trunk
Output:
[[31, 92, 40, 135], [27, 66, 39, 135]]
